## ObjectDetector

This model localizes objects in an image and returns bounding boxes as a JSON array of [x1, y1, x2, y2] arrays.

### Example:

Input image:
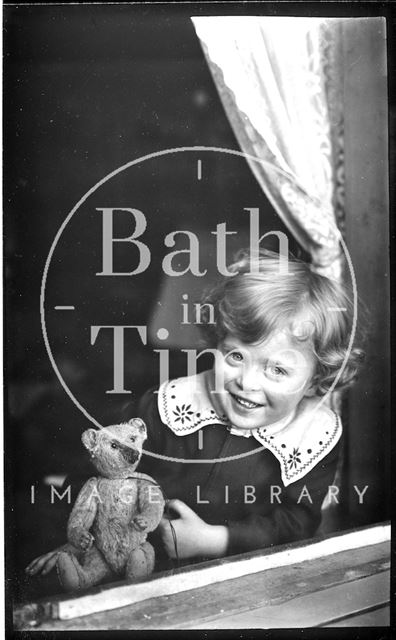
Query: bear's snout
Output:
[[119, 443, 140, 464]]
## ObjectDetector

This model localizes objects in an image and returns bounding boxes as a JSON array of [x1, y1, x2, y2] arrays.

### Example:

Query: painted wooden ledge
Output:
[[14, 521, 390, 628]]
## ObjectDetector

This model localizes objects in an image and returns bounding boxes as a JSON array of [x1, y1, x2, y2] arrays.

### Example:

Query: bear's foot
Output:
[[56, 546, 114, 592], [56, 551, 88, 592], [125, 542, 155, 581]]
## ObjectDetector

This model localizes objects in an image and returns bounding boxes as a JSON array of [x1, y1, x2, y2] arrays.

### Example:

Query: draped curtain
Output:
[[191, 17, 347, 517], [191, 16, 345, 280]]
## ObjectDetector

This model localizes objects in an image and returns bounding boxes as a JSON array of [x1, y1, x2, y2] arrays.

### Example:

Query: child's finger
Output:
[[158, 517, 176, 538], [158, 521, 177, 558], [25, 552, 57, 575], [25, 554, 49, 574], [166, 499, 197, 519], [41, 555, 59, 575], [158, 517, 171, 531]]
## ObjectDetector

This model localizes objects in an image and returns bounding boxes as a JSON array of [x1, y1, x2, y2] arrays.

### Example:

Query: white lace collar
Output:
[[158, 372, 342, 486]]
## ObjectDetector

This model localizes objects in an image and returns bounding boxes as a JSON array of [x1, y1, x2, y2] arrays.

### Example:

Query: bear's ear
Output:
[[128, 418, 147, 437], [82, 428, 99, 451]]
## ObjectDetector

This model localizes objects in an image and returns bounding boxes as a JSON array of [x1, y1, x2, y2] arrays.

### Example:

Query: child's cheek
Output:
[[266, 377, 308, 398], [221, 367, 234, 390], [212, 359, 232, 391], [216, 358, 235, 381]]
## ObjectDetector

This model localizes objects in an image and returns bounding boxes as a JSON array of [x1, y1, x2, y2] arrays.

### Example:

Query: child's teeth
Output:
[[235, 396, 259, 408]]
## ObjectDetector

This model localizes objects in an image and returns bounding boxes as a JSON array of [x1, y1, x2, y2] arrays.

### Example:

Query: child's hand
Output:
[[25, 543, 73, 576], [158, 499, 229, 559]]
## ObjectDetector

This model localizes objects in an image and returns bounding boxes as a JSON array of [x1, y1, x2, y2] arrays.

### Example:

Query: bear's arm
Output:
[[67, 477, 99, 546], [136, 479, 165, 532]]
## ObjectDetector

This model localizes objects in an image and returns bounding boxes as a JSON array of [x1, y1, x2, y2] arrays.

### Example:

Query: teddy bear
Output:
[[55, 417, 165, 592]]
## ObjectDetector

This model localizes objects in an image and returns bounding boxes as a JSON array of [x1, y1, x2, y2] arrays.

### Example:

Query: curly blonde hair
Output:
[[199, 250, 366, 395]]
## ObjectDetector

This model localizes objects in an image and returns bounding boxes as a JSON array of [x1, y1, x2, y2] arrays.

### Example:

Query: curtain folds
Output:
[[191, 16, 345, 280]]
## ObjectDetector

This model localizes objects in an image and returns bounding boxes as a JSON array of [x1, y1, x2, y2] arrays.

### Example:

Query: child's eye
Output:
[[267, 365, 287, 378], [227, 351, 244, 363]]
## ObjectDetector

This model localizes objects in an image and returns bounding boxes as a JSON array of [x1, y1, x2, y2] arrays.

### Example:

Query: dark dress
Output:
[[136, 388, 341, 559]]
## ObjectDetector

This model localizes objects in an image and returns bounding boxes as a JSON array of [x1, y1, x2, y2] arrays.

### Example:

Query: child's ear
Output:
[[304, 380, 317, 397]]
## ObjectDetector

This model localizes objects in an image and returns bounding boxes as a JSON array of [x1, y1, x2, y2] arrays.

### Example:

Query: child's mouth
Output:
[[230, 393, 265, 410]]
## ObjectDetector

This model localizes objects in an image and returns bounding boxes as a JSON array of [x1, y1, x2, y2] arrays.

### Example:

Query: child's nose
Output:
[[237, 364, 262, 392]]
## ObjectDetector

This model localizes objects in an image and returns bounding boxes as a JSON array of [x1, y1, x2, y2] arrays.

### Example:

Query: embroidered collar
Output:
[[158, 372, 342, 487], [228, 408, 297, 438]]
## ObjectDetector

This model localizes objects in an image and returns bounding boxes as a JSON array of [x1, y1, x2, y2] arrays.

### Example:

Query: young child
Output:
[[26, 249, 364, 576]]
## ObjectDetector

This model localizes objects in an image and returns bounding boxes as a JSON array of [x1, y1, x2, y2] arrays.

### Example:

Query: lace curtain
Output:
[[191, 19, 346, 509], [191, 16, 345, 280]]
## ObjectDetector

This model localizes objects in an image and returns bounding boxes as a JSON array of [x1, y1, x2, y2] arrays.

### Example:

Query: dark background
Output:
[[4, 4, 391, 605]]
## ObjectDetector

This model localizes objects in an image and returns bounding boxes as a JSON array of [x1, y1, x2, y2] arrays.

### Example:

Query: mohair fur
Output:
[[56, 418, 165, 592]]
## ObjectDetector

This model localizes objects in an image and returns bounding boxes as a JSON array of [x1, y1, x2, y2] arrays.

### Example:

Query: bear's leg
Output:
[[125, 542, 155, 581], [57, 546, 115, 592]]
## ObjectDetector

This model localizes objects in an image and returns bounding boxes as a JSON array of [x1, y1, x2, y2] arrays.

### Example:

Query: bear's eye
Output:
[[130, 436, 136, 443], [111, 442, 118, 449]]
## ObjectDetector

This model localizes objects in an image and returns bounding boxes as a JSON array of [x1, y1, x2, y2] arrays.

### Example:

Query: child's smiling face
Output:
[[210, 331, 317, 431]]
